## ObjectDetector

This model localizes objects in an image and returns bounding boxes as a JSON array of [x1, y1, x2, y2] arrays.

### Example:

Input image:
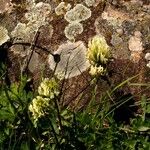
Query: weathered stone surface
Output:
[[1, 0, 150, 105]]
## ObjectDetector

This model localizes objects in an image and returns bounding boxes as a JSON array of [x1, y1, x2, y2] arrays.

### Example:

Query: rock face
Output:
[[48, 41, 90, 79], [0, 0, 11, 13], [0, 26, 10, 45], [0, 0, 150, 104], [128, 31, 144, 63], [128, 31, 143, 52]]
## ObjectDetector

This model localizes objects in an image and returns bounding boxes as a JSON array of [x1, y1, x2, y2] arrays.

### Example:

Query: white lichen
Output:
[[145, 53, 150, 68], [10, 23, 38, 57], [64, 4, 91, 23], [111, 33, 123, 47], [55, 2, 71, 16], [146, 62, 150, 68], [11, 2, 52, 40], [48, 41, 90, 79], [128, 31, 143, 63], [10, 1, 53, 57], [25, 2, 51, 27], [64, 22, 83, 41], [11, 23, 36, 42], [101, 6, 130, 27], [145, 53, 150, 61], [26, 0, 35, 10], [128, 31, 143, 52], [0, 26, 10, 46], [84, 0, 102, 7]]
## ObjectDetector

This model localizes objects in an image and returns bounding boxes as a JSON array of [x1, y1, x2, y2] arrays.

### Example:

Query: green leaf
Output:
[[141, 95, 147, 121], [20, 141, 29, 150], [0, 110, 15, 121], [146, 104, 150, 114], [4, 127, 10, 135], [138, 126, 150, 132], [8, 103, 15, 114], [0, 131, 7, 144]]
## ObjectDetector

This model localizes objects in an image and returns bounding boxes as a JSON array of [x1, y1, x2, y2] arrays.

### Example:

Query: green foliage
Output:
[[0, 71, 150, 149], [0, 75, 34, 149]]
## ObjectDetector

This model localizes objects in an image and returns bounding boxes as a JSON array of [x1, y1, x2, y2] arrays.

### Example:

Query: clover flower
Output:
[[87, 35, 110, 76], [87, 35, 110, 66], [89, 65, 106, 77], [29, 96, 50, 121], [38, 78, 60, 98], [0, 26, 10, 46]]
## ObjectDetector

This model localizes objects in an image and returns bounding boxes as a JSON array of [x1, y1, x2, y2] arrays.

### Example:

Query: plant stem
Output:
[[54, 98, 63, 132], [48, 118, 60, 148]]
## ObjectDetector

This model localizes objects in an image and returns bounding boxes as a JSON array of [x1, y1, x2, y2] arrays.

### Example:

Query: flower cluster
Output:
[[38, 78, 60, 98], [29, 96, 50, 121], [29, 77, 60, 122], [89, 65, 106, 76], [87, 35, 111, 76]]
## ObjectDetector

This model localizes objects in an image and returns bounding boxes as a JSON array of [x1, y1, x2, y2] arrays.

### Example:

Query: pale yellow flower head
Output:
[[29, 96, 50, 121], [89, 65, 106, 77], [38, 78, 59, 98], [87, 35, 110, 66]]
